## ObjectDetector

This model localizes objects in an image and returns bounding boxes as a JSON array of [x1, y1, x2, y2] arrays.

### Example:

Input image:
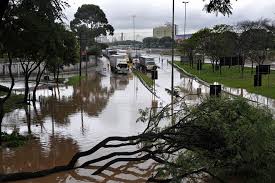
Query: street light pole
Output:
[[171, 0, 175, 120], [183, 1, 189, 40], [132, 15, 136, 56]]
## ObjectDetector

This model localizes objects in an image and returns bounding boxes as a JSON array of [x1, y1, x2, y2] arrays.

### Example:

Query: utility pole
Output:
[[183, 1, 189, 40], [132, 15, 137, 56], [171, 0, 175, 121]]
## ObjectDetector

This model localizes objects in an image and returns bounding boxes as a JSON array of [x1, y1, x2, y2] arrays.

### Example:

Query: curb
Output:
[[132, 70, 159, 99], [171, 62, 251, 99]]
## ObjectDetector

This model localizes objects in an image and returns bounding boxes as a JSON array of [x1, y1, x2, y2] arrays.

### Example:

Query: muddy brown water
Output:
[[1, 72, 159, 182]]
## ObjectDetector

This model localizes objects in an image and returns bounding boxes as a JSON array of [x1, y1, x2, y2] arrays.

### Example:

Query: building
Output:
[[153, 23, 178, 39]]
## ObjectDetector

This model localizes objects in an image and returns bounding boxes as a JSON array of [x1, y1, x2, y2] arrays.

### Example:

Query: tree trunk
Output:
[[212, 61, 215, 72], [241, 64, 244, 78], [53, 65, 56, 80], [251, 60, 254, 75], [0, 102, 4, 146], [0, 52, 15, 145], [24, 106, 31, 135], [24, 74, 29, 103], [56, 66, 60, 83], [33, 66, 46, 102]]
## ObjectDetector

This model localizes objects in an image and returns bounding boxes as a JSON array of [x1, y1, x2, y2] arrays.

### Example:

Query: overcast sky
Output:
[[64, 0, 275, 40]]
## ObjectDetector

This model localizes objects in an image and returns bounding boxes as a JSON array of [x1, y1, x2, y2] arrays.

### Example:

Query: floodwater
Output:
[[151, 54, 275, 112], [1, 55, 275, 182], [1, 68, 159, 182]]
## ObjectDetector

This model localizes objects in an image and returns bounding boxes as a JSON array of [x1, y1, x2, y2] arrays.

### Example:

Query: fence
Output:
[[0, 56, 98, 76]]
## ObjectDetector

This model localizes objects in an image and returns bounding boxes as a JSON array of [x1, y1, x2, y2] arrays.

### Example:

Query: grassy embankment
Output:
[[0, 91, 25, 113], [174, 61, 275, 99], [0, 91, 28, 148], [66, 75, 86, 85], [1, 132, 29, 148], [132, 70, 153, 88]]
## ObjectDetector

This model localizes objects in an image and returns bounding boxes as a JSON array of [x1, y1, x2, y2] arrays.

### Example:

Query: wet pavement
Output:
[[1, 54, 275, 182]]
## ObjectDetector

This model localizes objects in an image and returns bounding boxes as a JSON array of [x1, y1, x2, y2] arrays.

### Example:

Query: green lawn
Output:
[[174, 61, 275, 99], [133, 70, 153, 88], [66, 75, 85, 85]]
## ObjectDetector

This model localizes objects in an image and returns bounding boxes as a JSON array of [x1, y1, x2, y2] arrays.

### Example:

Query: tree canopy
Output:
[[70, 4, 114, 40]]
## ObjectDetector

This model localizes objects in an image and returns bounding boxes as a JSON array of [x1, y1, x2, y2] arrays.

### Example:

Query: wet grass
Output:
[[174, 61, 275, 99], [66, 75, 85, 85], [133, 70, 153, 88], [0, 92, 25, 113], [1, 132, 30, 148]]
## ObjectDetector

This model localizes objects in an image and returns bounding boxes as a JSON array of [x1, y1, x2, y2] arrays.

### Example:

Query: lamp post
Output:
[[182, 1, 189, 40], [171, 0, 175, 120], [133, 15, 138, 57]]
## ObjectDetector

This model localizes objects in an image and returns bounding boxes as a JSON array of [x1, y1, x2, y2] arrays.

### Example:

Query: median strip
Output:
[[132, 70, 153, 88]]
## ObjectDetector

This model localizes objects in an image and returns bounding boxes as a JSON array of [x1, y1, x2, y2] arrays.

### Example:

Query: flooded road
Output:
[[1, 54, 275, 182], [1, 69, 159, 182]]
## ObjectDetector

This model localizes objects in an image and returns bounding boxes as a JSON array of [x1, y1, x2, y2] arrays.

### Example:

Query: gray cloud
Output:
[[64, 0, 275, 39]]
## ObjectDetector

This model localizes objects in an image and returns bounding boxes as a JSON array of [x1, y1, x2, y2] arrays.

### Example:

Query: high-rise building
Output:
[[153, 23, 178, 39]]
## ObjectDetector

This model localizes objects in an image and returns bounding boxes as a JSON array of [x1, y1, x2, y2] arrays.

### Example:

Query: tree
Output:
[[0, 0, 68, 143], [159, 36, 174, 48], [177, 28, 212, 67], [0, 0, 18, 145], [0, 0, 9, 22], [45, 24, 79, 84], [70, 4, 114, 37], [203, 24, 238, 73], [237, 19, 275, 74], [143, 37, 160, 48], [70, 4, 114, 51], [70, 4, 114, 76], [0, 54, 14, 146], [2, 0, 69, 103], [203, 0, 235, 15]]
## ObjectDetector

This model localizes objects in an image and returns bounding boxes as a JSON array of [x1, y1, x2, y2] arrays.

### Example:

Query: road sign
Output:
[[151, 70, 158, 80], [210, 85, 221, 96], [256, 65, 270, 75]]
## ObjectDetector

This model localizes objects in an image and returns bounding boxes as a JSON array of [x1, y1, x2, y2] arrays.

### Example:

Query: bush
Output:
[[1, 131, 29, 148]]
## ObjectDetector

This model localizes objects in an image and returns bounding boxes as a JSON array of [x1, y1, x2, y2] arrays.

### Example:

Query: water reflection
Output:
[[0, 135, 79, 173], [35, 73, 115, 126], [69, 162, 157, 183], [110, 75, 130, 91], [1, 70, 153, 182]]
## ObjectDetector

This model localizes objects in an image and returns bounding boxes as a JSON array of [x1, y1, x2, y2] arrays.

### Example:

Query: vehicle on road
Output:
[[104, 49, 117, 58], [139, 56, 156, 71], [109, 54, 129, 74]]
